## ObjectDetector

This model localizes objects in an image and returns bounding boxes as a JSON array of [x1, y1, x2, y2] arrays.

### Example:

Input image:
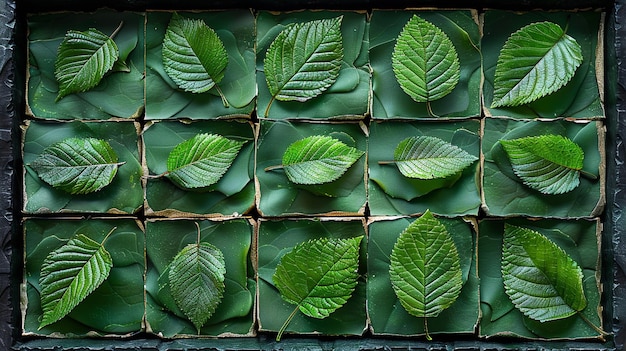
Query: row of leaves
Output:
[[53, 13, 583, 116], [35, 210, 604, 340]]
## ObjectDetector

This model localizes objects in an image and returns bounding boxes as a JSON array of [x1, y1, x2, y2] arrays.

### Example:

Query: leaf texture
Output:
[[168, 242, 226, 332], [39, 234, 112, 329], [55, 28, 119, 101], [491, 21, 583, 108], [392, 15, 460, 103], [501, 225, 587, 322], [389, 210, 463, 318], [280, 135, 364, 185], [500, 135, 584, 194], [166, 133, 245, 190], [162, 13, 229, 93], [393, 136, 478, 179], [30, 137, 122, 195], [264, 16, 343, 107]]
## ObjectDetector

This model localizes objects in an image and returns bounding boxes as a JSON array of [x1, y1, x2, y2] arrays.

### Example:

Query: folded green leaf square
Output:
[[482, 10, 603, 119], [145, 10, 256, 119], [370, 10, 481, 119], [145, 219, 255, 337], [23, 218, 145, 336], [143, 120, 255, 216], [23, 120, 143, 214], [27, 10, 144, 119]]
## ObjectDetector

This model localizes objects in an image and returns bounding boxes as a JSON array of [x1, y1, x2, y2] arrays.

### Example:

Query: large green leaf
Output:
[[491, 21, 583, 108], [30, 137, 123, 195], [500, 134, 584, 194], [272, 236, 363, 340], [39, 233, 113, 329], [391, 15, 460, 104], [168, 242, 226, 333], [388, 210, 463, 339], [263, 16, 343, 115], [392, 136, 478, 179], [54, 27, 120, 101], [165, 133, 245, 191], [275, 135, 364, 185], [501, 225, 587, 322], [162, 13, 229, 94]]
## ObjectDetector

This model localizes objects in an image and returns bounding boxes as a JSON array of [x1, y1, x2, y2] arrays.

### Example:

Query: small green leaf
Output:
[[501, 224, 587, 322], [165, 133, 245, 190], [263, 16, 343, 115], [275, 135, 364, 185], [392, 15, 460, 103], [491, 21, 583, 108], [392, 136, 478, 179], [389, 210, 463, 339], [54, 27, 120, 101], [39, 233, 113, 329], [162, 13, 229, 94], [500, 135, 584, 194], [272, 236, 363, 341], [30, 137, 123, 195], [168, 242, 226, 333]]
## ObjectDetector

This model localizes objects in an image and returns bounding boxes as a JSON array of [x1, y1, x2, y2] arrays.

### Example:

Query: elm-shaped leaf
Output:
[[393, 136, 478, 179], [392, 15, 460, 103], [30, 137, 123, 195], [165, 133, 245, 190], [491, 21, 583, 108], [501, 224, 587, 322], [272, 236, 363, 341], [54, 27, 120, 101], [500, 134, 584, 194]]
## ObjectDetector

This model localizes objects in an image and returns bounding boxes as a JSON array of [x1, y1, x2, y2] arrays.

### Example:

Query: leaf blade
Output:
[[30, 137, 122, 195], [392, 15, 460, 103], [501, 225, 587, 322], [491, 21, 583, 108]]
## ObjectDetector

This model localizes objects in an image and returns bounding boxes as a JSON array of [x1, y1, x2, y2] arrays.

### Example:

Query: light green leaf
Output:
[[389, 210, 463, 339], [491, 21, 583, 108], [168, 242, 226, 333], [392, 136, 478, 179], [30, 137, 123, 195], [276, 135, 364, 185], [54, 27, 120, 101], [500, 134, 584, 194], [272, 236, 362, 341], [392, 15, 460, 103], [166, 133, 245, 190], [162, 13, 229, 94], [501, 224, 587, 322], [39, 233, 113, 329], [263, 16, 343, 115]]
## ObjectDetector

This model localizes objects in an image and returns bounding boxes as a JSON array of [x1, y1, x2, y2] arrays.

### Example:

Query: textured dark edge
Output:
[[2, 0, 624, 350]]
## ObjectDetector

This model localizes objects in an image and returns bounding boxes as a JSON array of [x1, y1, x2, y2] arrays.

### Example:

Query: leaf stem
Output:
[[276, 306, 300, 341], [194, 222, 201, 245], [578, 311, 608, 340], [102, 227, 117, 246], [580, 169, 599, 181], [377, 160, 396, 165], [264, 96, 276, 117], [110, 21, 124, 40], [264, 164, 284, 172], [426, 101, 439, 118], [214, 84, 230, 108], [424, 317, 432, 341]]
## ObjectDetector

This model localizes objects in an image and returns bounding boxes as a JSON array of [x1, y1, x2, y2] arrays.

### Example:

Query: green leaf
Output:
[[30, 137, 123, 195], [263, 16, 343, 115], [389, 210, 463, 339], [391, 15, 460, 103], [39, 233, 113, 329], [392, 136, 478, 179], [500, 135, 584, 194], [491, 21, 583, 108], [54, 27, 120, 101], [272, 236, 362, 341], [277, 135, 364, 185], [162, 13, 229, 94], [166, 133, 245, 190], [168, 242, 226, 333], [501, 224, 587, 322]]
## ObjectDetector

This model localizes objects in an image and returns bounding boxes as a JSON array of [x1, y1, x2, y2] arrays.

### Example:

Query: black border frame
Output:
[[1, 0, 624, 349]]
